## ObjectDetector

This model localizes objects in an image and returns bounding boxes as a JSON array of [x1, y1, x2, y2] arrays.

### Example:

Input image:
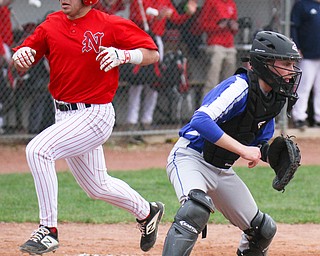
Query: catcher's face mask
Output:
[[262, 58, 302, 98], [250, 30, 302, 99]]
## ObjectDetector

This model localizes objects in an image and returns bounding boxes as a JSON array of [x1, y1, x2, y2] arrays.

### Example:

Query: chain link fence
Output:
[[0, 0, 294, 142]]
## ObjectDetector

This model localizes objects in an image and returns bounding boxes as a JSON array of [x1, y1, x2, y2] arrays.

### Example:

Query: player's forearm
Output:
[[214, 133, 248, 156], [138, 48, 159, 66], [215, 133, 261, 167], [190, 112, 250, 156], [96, 46, 160, 72]]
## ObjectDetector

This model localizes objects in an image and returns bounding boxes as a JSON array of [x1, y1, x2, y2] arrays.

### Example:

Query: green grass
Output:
[[0, 166, 319, 224]]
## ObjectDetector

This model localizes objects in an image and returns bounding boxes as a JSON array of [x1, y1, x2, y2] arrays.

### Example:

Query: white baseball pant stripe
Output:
[[26, 103, 150, 227]]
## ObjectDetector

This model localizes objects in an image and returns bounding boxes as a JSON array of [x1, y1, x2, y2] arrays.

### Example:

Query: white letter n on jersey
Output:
[[82, 31, 104, 53]]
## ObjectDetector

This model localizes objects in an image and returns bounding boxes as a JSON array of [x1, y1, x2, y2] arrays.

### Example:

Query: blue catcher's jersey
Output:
[[179, 72, 275, 153]]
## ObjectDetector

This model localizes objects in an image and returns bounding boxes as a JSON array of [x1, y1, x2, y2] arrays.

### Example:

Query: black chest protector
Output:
[[203, 69, 287, 168]]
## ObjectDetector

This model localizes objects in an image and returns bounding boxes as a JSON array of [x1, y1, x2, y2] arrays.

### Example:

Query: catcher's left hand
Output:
[[267, 135, 301, 192]]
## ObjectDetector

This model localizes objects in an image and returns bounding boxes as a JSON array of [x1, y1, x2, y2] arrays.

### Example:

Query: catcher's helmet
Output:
[[82, 0, 98, 5], [250, 31, 302, 98]]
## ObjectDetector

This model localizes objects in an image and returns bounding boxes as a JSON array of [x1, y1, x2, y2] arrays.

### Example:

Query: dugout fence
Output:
[[0, 0, 294, 143]]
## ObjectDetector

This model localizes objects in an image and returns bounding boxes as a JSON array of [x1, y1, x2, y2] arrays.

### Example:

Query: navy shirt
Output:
[[291, 0, 320, 59]]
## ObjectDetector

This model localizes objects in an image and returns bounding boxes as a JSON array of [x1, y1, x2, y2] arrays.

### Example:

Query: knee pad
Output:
[[243, 210, 277, 254], [162, 189, 214, 256], [176, 189, 214, 234]]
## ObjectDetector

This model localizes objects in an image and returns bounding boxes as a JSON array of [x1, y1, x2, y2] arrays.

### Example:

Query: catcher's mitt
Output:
[[268, 135, 301, 192]]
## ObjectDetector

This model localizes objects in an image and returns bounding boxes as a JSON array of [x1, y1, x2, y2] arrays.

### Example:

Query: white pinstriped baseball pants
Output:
[[26, 102, 150, 227]]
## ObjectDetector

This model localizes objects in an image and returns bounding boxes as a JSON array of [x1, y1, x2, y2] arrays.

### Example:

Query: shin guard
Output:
[[162, 190, 214, 256]]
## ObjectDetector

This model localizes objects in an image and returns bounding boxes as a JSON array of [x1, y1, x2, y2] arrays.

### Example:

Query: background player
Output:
[[11, 0, 164, 254], [162, 31, 302, 256]]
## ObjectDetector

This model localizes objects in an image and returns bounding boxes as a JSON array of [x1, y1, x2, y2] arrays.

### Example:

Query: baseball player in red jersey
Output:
[[11, 0, 164, 255]]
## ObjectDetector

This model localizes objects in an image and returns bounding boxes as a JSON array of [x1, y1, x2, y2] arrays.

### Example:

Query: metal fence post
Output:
[[278, 0, 292, 134]]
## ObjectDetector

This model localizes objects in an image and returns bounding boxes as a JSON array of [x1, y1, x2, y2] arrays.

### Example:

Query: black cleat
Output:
[[20, 226, 59, 255], [137, 201, 164, 252]]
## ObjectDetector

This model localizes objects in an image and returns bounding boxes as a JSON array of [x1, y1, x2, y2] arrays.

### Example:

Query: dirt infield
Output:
[[1, 222, 319, 256], [1, 137, 320, 255]]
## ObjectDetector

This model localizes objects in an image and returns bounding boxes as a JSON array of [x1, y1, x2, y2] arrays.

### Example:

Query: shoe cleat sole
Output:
[[20, 247, 58, 255]]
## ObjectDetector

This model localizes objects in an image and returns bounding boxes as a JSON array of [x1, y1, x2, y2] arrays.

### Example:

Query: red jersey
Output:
[[130, 0, 190, 36], [13, 9, 157, 104], [198, 0, 237, 47], [0, 6, 13, 46]]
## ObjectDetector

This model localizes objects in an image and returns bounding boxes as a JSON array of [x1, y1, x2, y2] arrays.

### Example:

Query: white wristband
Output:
[[128, 49, 143, 65]]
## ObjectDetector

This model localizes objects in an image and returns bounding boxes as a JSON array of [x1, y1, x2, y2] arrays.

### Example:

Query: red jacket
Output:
[[130, 0, 191, 36], [0, 6, 13, 46], [197, 0, 237, 47]]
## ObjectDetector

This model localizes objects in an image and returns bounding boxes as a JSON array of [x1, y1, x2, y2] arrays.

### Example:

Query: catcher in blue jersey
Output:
[[162, 31, 302, 256]]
